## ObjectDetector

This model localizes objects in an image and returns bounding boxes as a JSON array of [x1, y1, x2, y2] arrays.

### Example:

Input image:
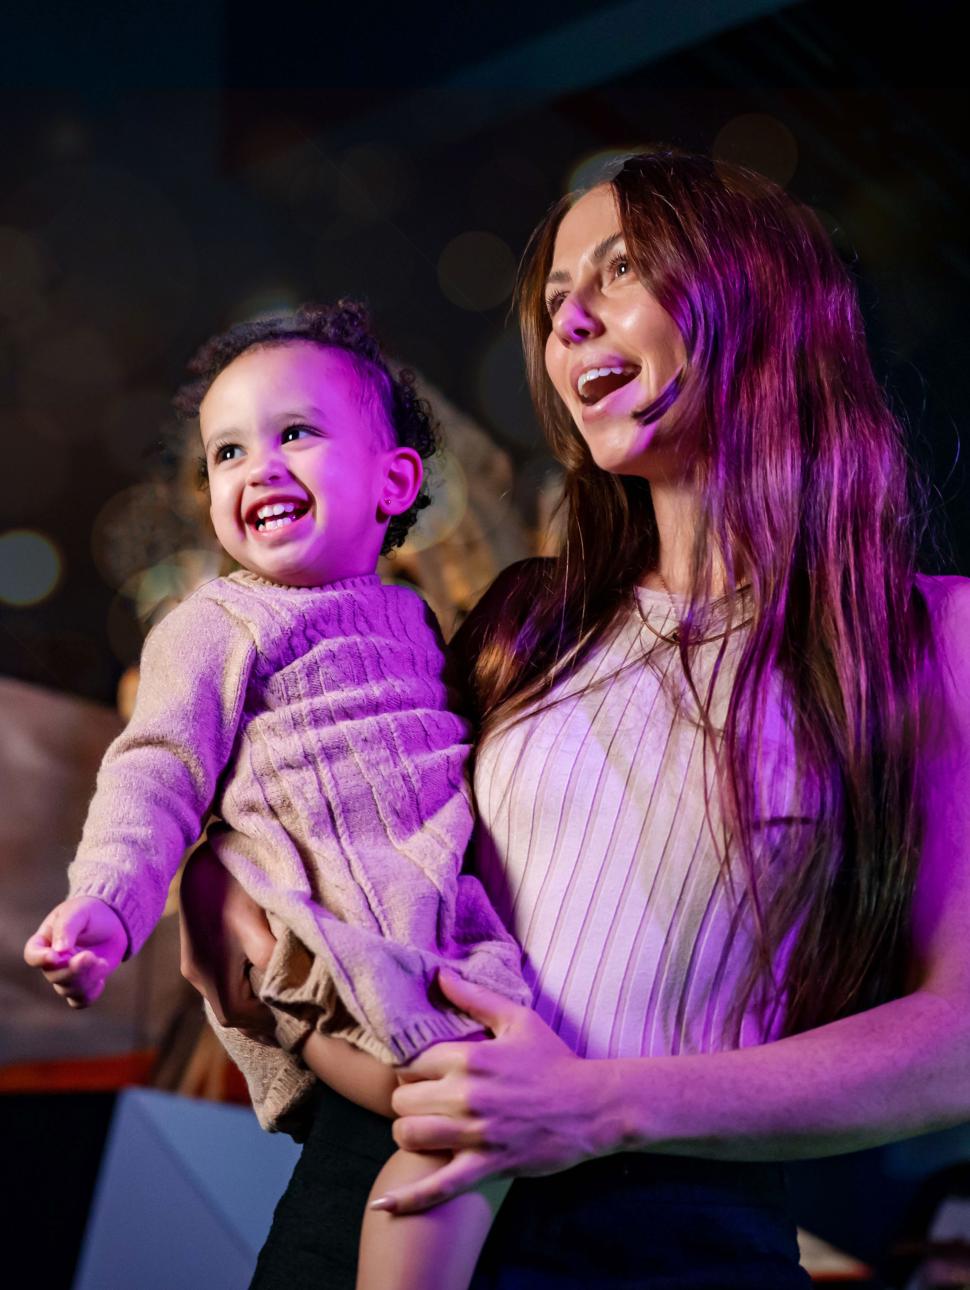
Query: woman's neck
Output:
[[643, 477, 737, 598]]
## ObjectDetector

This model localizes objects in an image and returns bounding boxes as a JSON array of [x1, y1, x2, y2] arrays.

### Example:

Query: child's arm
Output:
[[23, 896, 128, 1006], [66, 597, 255, 957], [26, 595, 255, 1005]]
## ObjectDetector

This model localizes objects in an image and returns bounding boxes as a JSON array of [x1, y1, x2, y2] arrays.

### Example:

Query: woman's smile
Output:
[[544, 186, 687, 477]]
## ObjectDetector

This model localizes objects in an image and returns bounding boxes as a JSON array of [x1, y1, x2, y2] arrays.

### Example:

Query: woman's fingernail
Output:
[[369, 1195, 396, 1212]]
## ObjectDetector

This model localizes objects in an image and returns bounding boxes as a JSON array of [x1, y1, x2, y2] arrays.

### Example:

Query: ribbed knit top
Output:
[[472, 586, 797, 1059]]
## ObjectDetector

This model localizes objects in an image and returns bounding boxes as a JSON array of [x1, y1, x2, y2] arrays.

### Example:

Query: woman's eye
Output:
[[607, 252, 630, 281], [545, 290, 567, 318]]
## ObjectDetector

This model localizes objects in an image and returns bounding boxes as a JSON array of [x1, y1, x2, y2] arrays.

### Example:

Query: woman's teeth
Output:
[[577, 365, 640, 405]]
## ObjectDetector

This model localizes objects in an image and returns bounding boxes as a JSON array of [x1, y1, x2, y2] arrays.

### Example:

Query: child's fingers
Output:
[[47, 951, 109, 1007], [50, 906, 94, 953], [23, 933, 57, 967]]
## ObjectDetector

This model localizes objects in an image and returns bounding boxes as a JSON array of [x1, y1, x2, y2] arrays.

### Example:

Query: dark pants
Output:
[[251, 1085, 810, 1289]]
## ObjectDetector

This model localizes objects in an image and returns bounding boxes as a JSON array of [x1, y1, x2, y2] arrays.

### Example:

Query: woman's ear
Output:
[[378, 447, 423, 517]]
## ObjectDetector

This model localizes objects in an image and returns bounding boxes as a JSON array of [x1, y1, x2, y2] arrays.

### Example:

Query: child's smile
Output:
[[200, 342, 403, 587], [249, 498, 311, 533]]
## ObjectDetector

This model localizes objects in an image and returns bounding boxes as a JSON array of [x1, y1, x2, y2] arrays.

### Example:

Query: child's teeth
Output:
[[254, 501, 306, 528]]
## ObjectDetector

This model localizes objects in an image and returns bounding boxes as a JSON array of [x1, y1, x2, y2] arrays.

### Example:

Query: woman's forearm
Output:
[[607, 986, 970, 1160]]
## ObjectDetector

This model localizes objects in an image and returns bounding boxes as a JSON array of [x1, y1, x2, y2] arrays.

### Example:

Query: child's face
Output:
[[200, 342, 407, 587]]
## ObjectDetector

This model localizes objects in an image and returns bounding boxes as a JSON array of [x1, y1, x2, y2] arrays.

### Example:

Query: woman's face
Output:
[[543, 185, 688, 481]]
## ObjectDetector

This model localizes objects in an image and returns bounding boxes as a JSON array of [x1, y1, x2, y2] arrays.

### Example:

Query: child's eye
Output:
[[282, 424, 317, 444], [214, 443, 242, 464]]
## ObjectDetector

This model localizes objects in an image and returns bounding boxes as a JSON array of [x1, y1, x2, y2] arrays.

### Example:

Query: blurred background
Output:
[[2, 2, 969, 1286]]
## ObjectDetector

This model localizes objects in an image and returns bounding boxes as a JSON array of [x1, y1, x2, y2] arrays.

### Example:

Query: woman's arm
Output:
[[378, 577, 970, 1213]]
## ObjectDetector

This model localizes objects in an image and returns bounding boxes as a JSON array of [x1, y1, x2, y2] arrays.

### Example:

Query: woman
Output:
[[181, 149, 970, 1287]]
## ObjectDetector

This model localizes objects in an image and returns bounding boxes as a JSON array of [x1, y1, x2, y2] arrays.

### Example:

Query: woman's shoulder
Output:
[[916, 573, 970, 650], [915, 571, 970, 608], [472, 557, 552, 614], [915, 575, 970, 744], [449, 558, 552, 676]]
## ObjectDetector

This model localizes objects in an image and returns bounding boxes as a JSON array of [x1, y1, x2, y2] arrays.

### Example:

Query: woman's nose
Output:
[[552, 293, 604, 345]]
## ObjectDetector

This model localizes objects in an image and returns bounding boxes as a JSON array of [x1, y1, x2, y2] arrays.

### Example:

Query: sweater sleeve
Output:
[[68, 593, 255, 955]]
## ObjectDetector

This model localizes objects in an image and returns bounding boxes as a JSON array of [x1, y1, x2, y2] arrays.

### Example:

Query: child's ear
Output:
[[378, 447, 423, 517]]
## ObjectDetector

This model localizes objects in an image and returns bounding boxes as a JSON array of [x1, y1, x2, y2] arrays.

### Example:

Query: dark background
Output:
[[1, 0, 967, 707], [2, 6, 969, 1285]]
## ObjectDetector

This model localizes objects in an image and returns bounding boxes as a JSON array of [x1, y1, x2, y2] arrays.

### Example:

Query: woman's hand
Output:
[[377, 971, 624, 1214], [178, 843, 278, 1037]]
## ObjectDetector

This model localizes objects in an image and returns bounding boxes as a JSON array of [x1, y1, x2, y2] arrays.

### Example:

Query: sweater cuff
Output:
[[381, 1009, 490, 1067], [66, 874, 156, 959]]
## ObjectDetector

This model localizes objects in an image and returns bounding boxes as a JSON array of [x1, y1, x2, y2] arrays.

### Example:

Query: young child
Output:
[[24, 301, 527, 1289]]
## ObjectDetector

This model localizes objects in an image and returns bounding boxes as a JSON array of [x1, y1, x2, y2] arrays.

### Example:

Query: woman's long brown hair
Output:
[[470, 149, 933, 1039]]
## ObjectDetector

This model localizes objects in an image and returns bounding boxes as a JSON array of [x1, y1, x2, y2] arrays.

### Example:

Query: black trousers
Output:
[[251, 1085, 810, 1289]]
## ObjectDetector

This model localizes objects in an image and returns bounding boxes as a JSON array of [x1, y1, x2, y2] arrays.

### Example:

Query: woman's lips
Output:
[[577, 366, 640, 405], [579, 370, 644, 421]]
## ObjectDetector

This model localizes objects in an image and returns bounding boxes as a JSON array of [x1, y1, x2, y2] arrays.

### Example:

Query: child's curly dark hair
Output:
[[174, 299, 437, 554]]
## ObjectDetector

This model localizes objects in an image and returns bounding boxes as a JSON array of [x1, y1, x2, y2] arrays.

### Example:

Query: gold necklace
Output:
[[635, 575, 753, 647], [637, 571, 682, 646]]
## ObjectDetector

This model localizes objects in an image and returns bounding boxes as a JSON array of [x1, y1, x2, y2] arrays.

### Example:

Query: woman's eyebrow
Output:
[[546, 232, 624, 286]]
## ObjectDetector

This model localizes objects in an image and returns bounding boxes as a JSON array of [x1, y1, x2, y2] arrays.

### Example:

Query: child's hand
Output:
[[23, 897, 128, 1008]]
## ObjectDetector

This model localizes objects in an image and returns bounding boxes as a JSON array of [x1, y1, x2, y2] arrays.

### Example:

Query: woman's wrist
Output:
[[578, 1057, 650, 1158]]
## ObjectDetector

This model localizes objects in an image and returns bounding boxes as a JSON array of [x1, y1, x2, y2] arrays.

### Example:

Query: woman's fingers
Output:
[[396, 1039, 477, 1082], [391, 1113, 482, 1153], [371, 1149, 499, 1215], [436, 970, 523, 1035], [178, 843, 279, 1027]]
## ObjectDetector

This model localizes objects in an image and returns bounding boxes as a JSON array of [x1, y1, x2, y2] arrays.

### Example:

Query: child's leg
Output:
[[301, 1029, 508, 1290], [358, 1153, 509, 1290], [300, 1028, 399, 1117]]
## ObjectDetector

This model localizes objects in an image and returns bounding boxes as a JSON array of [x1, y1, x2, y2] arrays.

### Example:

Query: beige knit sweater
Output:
[[68, 571, 528, 1135]]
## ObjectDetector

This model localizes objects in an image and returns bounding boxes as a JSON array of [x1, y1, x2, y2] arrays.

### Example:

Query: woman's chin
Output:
[[586, 434, 656, 478]]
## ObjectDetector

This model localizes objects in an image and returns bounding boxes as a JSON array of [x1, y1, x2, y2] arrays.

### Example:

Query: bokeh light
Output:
[[91, 483, 210, 591], [0, 529, 62, 606], [107, 548, 225, 667], [230, 286, 302, 324], [713, 114, 799, 188], [399, 452, 469, 555], [566, 148, 638, 194], [127, 549, 224, 623], [437, 231, 516, 311]]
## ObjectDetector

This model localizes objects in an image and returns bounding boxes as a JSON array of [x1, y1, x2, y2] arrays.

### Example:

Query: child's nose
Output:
[[246, 447, 286, 485]]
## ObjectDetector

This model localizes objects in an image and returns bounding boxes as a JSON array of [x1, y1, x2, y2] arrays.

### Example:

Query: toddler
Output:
[[25, 301, 527, 1289]]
